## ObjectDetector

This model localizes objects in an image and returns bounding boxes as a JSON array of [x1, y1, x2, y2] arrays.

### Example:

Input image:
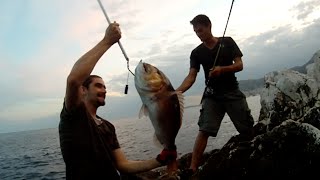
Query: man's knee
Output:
[[198, 130, 210, 139]]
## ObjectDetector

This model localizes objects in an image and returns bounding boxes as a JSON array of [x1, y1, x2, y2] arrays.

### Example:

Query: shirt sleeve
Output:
[[229, 37, 243, 59], [60, 101, 70, 119], [60, 99, 84, 119], [102, 121, 120, 150], [110, 125, 120, 150], [59, 101, 74, 163], [190, 49, 201, 71]]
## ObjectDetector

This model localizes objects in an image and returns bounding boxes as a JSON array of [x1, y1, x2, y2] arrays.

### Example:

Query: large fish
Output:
[[134, 60, 184, 151]]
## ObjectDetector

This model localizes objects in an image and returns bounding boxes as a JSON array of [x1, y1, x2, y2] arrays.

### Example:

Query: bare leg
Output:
[[190, 131, 209, 172]]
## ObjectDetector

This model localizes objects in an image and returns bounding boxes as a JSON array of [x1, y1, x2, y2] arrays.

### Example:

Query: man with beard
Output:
[[59, 22, 177, 180]]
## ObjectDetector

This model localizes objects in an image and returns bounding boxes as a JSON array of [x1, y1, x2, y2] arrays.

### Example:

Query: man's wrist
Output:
[[156, 154, 166, 166], [156, 147, 177, 166], [101, 37, 115, 48]]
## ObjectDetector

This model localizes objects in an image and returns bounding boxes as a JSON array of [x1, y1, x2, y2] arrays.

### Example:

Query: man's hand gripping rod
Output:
[[97, 0, 134, 94]]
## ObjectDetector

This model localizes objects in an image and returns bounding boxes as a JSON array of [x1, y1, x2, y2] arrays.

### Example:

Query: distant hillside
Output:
[[239, 78, 264, 96], [290, 57, 314, 74], [239, 50, 317, 96]]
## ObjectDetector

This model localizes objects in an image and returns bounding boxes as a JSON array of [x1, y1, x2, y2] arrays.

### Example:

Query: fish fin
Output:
[[175, 91, 184, 128], [138, 104, 149, 119], [153, 133, 163, 149]]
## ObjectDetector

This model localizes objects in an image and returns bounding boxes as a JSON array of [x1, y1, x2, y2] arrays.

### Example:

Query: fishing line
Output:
[[97, 0, 134, 94]]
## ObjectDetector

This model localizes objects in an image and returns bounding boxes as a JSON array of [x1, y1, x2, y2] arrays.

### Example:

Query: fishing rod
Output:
[[201, 0, 235, 103], [97, 0, 134, 94], [209, 0, 235, 71]]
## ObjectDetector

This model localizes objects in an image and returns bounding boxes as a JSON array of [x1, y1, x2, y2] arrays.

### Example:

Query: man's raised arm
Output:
[[65, 23, 121, 110]]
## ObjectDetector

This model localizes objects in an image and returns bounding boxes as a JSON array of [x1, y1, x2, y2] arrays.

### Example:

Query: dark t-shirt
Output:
[[190, 37, 243, 93], [59, 101, 120, 180]]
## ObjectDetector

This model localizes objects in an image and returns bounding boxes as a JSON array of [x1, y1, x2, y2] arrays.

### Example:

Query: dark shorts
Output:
[[198, 89, 254, 136]]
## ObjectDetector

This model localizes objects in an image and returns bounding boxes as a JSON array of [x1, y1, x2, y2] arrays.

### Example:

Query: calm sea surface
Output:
[[0, 128, 65, 180]]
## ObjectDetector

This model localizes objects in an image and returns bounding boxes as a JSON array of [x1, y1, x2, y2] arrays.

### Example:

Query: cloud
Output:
[[291, 0, 320, 20], [238, 17, 320, 79]]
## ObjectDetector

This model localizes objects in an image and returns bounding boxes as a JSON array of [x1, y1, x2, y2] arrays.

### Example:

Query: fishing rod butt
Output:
[[124, 85, 129, 94]]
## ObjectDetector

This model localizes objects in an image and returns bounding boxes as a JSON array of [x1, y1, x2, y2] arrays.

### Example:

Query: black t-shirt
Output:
[[190, 37, 243, 92], [59, 101, 120, 180]]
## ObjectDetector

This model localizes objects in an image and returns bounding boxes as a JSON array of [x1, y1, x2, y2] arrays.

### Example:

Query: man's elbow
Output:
[[116, 162, 133, 174], [67, 74, 81, 87], [115, 165, 126, 173], [236, 61, 243, 72], [238, 64, 243, 71]]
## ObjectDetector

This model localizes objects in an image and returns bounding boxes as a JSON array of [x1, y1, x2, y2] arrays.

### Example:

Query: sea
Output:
[[0, 128, 65, 179], [0, 95, 261, 180]]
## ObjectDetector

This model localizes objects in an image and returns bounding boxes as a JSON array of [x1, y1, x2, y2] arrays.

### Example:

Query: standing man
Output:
[[59, 22, 176, 180], [176, 14, 254, 174]]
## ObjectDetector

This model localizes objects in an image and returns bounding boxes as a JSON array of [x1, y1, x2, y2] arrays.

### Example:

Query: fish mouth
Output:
[[143, 63, 150, 73], [143, 63, 147, 72], [137, 60, 148, 73], [137, 61, 161, 78]]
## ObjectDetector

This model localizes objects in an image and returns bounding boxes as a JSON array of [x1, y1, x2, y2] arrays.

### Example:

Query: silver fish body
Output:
[[134, 61, 183, 150]]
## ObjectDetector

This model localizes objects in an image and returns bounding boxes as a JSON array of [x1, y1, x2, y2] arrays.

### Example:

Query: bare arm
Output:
[[209, 57, 243, 77], [176, 68, 198, 93], [112, 148, 161, 174], [65, 23, 121, 110]]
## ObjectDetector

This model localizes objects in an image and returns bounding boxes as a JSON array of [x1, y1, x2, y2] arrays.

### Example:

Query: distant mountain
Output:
[[239, 78, 264, 91], [239, 50, 318, 95], [290, 57, 314, 74]]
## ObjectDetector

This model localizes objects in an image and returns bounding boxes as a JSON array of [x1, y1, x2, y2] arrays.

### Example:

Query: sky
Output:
[[0, 0, 320, 133]]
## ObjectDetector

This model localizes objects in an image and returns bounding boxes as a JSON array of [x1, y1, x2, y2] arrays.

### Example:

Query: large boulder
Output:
[[306, 49, 320, 84], [258, 69, 319, 131]]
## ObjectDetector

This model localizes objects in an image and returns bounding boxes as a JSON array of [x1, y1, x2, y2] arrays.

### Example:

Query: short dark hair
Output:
[[82, 75, 102, 89], [190, 14, 211, 26]]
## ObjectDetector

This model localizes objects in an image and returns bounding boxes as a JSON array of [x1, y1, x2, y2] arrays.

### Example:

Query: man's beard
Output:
[[98, 100, 105, 106], [96, 93, 106, 107]]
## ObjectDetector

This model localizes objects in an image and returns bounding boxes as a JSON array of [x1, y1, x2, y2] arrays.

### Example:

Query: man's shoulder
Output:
[[219, 36, 234, 43], [64, 100, 85, 110], [60, 100, 86, 119], [101, 118, 115, 128], [191, 43, 205, 54], [194, 43, 205, 50]]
